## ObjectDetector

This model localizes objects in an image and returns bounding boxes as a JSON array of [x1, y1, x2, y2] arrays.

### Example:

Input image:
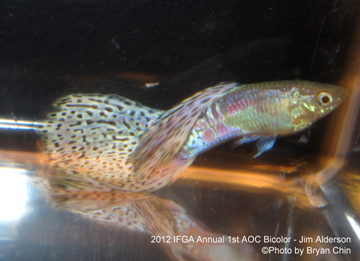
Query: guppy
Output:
[[36, 80, 348, 193]]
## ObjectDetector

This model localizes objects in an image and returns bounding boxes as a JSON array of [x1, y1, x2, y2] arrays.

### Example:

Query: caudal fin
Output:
[[37, 93, 163, 193]]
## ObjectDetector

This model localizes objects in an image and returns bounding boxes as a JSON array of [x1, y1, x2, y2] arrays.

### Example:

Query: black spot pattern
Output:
[[39, 93, 163, 191]]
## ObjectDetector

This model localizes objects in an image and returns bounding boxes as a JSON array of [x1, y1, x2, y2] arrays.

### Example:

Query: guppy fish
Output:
[[37, 80, 348, 194]]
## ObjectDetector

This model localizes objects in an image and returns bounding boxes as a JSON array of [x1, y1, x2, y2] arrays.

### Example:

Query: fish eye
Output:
[[318, 92, 333, 106]]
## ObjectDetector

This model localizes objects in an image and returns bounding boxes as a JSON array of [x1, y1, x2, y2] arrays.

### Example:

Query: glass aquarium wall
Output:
[[0, 1, 359, 260]]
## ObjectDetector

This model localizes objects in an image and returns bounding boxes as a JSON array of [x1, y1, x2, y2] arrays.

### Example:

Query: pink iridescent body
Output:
[[181, 81, 347, 159]]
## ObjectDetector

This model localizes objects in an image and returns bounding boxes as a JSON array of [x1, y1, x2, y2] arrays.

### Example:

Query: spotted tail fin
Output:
[[37, 93, 163, 192]]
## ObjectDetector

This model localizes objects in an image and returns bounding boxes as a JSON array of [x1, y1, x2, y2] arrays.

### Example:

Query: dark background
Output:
[[0, 0, 357, 114]]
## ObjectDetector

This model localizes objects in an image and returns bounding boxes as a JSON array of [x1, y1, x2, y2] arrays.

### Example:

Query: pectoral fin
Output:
[[254, 135, 277, 158]]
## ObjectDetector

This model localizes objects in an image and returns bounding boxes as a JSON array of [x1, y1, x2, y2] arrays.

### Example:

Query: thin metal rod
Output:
[[0, 119, 43, 130]]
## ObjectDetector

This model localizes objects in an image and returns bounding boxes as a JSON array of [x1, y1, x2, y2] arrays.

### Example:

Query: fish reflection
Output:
[[36, 80, 347, 194], [33, 179, 257, 261]]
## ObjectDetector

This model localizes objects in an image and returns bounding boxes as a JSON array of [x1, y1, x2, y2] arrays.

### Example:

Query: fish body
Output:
[[181, 81, 348, 158], [38, 81, 348, 194]]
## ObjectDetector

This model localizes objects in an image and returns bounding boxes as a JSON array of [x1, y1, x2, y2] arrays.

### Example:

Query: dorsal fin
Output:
[[130, 82, 238, 180]]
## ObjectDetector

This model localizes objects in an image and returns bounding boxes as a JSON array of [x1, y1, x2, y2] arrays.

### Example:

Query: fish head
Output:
[[290, 81, 349, 132]]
